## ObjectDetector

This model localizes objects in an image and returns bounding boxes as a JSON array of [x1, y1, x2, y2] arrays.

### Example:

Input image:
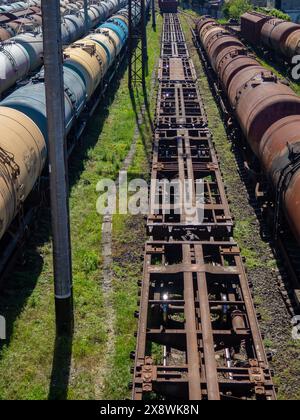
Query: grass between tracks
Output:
[[0, 16, 162, 400]]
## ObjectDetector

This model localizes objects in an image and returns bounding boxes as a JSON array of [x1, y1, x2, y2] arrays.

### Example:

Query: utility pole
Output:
[[41, 0, 74, 336], [83, 0, 89, 34], [152, 0, 156, 30], [128, 0, 148, 88]]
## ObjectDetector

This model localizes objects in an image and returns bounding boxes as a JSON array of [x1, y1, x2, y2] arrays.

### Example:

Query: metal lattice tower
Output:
[[128, 0, 148, 88]]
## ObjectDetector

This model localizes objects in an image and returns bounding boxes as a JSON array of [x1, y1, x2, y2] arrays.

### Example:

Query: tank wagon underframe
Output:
[[132, 13, 276, 401]]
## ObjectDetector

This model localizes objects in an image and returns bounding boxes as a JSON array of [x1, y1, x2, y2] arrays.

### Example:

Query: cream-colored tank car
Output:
[[82, 36, 110, 75], [64, 42, 103, 99], [0, 107, 46, 239], [88, 29, 118, 64]]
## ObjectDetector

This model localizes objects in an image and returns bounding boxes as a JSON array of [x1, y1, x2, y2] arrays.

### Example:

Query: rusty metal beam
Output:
[[183, 244, 202, 400]]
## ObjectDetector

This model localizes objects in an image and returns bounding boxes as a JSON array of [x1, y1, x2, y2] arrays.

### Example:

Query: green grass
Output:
[[0, 16, 162, 400]]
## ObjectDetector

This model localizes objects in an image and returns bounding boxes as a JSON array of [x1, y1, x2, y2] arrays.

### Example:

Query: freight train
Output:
[[0, 1, 125, 42], [197, 18, 300, 244], [0, 0, 149, 244], [241, 10, 300, 60], [0, 0, 126, 97]]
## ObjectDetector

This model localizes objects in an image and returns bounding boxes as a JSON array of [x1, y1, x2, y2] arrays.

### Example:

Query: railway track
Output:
[[132, 13, 276, 401]]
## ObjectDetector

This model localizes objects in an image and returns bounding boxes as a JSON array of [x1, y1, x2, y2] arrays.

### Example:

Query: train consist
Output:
[[0, 0, 150, 243], [0, 0, 126, 97], [241, 11, 300, 60], [197, 18, 300, 246]]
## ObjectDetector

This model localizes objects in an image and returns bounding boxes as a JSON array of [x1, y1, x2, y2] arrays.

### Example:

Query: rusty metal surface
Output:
[[259, 116, 300, 242], [231, 71, 300, 154], [205, 32, 243, 71], [239, 12, 300, 60], [132, 13, 276, 401], [196, 18, 215, 34], [158, 58, 197, 82], [156, 82, 207, 128], [240, 11, 271, 45], [261, 19, 300, 54], [285, 29, 300, 57], [148, 128, 233, 240], [216, 50, 258, 91], [133, 241, 276, 400]]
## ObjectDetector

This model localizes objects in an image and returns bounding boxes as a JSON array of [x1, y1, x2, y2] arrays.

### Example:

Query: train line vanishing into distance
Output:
[[132, 13, 276, 401]]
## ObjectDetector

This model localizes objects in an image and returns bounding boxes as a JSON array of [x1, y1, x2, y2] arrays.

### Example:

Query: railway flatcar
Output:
[[241, 10, 300, 59], [159, 0, 178, 13], [197, 17, 300, 244]]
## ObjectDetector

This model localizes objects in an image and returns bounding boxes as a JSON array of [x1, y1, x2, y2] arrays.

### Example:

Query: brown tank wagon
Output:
[[196, 17, 215, 35], [260, 116, 300, 242], [241, 11, 300, 60], [207, 33, 244, 71], [261, 19, 300, 55], [228, 68, 300, 153], [241, 11, 270, 44]]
